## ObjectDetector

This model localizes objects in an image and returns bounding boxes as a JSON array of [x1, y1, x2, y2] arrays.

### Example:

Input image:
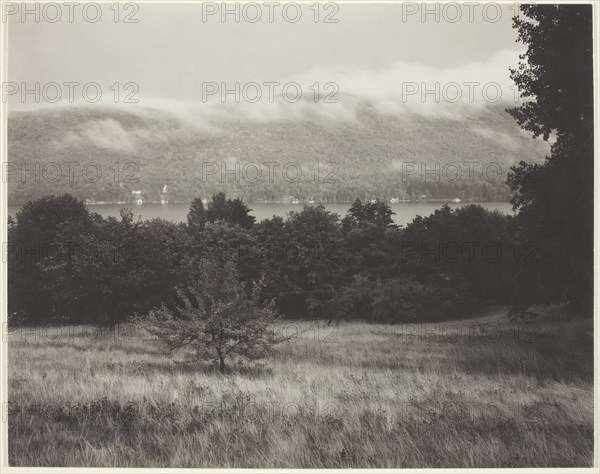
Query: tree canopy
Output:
[[506, 4, 594, 316]]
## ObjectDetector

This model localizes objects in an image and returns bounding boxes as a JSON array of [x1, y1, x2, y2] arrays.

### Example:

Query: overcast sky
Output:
[[7, 3, 525, 111]]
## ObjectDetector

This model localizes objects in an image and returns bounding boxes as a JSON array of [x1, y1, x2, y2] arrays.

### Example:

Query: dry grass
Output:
[[6, 308, 594, 467]]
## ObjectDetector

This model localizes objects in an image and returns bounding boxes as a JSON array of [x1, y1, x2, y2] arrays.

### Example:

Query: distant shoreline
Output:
[[8, 199, 511, 207]]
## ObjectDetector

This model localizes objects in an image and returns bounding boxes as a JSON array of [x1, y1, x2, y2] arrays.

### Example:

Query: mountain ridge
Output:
[[7, 103, 550, 205]]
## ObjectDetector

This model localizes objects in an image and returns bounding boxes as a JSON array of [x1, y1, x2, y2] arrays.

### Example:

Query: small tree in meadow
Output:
[[142, 257, 284, 373]]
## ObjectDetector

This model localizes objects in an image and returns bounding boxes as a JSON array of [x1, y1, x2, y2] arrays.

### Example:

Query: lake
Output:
[[8, 202, 513, 227]]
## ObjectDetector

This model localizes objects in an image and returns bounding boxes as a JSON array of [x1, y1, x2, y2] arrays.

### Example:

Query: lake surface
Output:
[[8, 202, 513, 227]]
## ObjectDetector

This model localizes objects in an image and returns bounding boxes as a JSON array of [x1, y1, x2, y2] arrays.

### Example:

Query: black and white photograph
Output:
[[0, 0, 597, 469]]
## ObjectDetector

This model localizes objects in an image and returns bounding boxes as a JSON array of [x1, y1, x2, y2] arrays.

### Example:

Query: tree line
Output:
[[8, 191, 553, 327]]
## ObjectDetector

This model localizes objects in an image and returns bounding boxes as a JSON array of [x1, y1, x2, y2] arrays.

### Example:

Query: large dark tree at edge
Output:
[[507, 4, 594, 316]]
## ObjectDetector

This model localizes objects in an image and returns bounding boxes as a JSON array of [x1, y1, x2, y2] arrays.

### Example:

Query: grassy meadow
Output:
[[6, 308, 595, 468]]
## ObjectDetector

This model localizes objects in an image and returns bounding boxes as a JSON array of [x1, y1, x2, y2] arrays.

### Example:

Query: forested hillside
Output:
[[7, 103, 549, 204]]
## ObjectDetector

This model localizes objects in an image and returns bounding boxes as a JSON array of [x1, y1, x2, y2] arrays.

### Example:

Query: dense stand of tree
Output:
[[9, 193, 532, 326]]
